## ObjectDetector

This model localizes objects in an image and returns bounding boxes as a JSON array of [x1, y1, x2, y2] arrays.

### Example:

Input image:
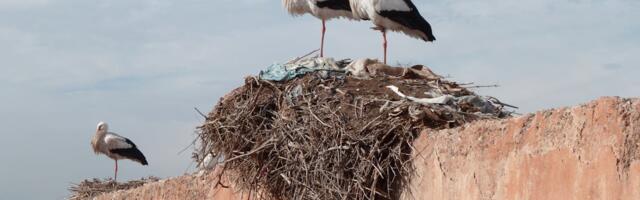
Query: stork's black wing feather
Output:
[[378, 0, 435, 41], [110, 138, 148, 165], [316, 0, 351, 11]]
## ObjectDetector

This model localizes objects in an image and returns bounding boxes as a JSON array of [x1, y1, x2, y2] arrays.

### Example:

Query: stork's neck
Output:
[[283, 0, 310, 15], [91, 130, 107, 153], [95, 130, 107, 138]]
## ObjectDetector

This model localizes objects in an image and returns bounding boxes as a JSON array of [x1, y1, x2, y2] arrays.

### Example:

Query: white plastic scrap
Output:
[[198, 153, 225, 171], [260, 57, 345, 81], [457, 95, 498, 113], [293, 57, 342, 70], [423, 90, 443, 98], [386, 85, 455, 105], [346, 58, 378, 79]]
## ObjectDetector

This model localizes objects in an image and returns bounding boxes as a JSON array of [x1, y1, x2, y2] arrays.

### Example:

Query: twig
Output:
[[215, 165, 230, 188], [466, 84, 500, 88], [223, 139, 274, 163], [302, 87, 332, 128], [194, 107, 208, 119], [369, 172, 378, 200], [288, 49, 320, 64], [487, 96, 519, 109], [177, 138, 197, 155]]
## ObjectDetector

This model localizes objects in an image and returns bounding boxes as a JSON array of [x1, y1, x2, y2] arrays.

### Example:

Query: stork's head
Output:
[[97, 121, 109, 131], [282, 0, 309, 16]]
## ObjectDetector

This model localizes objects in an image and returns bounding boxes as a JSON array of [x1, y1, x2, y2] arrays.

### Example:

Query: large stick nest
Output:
[[196, 60, 512, 200]]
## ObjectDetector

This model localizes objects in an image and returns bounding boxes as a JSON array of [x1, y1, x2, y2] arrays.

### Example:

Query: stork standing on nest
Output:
[[350, 0, 436, 64], [283, 0, 362, 57], [91, 122, 148, 181]]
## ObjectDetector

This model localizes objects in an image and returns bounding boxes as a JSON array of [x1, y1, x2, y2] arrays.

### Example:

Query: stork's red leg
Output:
[[382, 30, 388, 64], [114, 160, 118, 182], [321, 19, 326, 57]]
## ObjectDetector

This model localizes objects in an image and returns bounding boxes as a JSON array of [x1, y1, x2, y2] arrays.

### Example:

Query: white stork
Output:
[[350, 0, 436, 64], [91, 122, 148, 181], [283, 0, 362, 57]]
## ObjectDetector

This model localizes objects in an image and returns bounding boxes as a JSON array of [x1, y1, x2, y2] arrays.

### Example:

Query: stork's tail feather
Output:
[[111, 147, 148, 166]]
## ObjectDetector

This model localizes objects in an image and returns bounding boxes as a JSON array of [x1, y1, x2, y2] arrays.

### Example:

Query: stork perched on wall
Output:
[[283, 0, 362, 57], [350, 0, 436, 64], [91, 122, 148, 181]]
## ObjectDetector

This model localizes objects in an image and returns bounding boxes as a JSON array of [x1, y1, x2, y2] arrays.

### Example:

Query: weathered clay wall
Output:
[[95, 97, 640, 200], [94, 167, 248, 200], [404, 97, 640, 200]]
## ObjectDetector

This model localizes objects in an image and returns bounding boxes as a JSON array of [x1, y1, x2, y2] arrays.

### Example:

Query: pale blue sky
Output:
[[0, 0, 638, 199]]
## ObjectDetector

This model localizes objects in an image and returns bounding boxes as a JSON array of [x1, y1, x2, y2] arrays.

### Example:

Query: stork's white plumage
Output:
[[283, 0, 361, 57], [350, 0, 436, 64], [91, 122, 148, 181]]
